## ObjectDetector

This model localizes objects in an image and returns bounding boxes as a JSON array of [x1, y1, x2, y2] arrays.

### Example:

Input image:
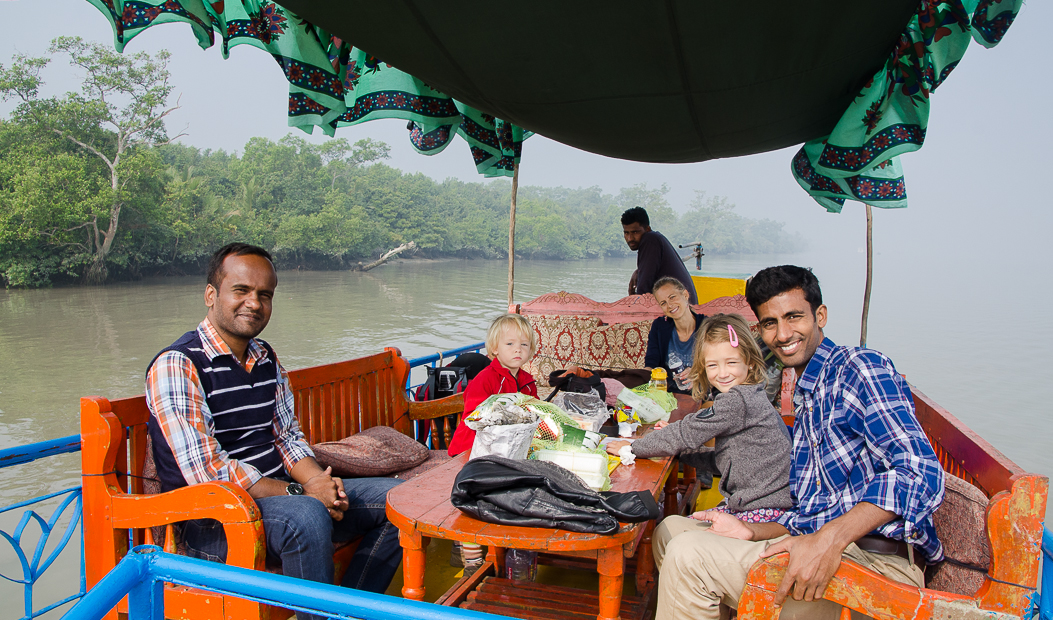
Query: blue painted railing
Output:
[[1041, 528, 1053, 620], [0, 438, 86, 620], [64, 546, 505, 620], [1, 344, 484, 619]]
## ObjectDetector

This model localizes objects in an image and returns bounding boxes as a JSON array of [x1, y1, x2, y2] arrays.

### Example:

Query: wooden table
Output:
[[385, 393, 704, 620]]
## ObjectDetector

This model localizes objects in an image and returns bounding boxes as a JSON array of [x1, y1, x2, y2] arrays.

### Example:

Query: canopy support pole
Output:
[[507, 162, 520, 309], [860, 204, 873, 348]]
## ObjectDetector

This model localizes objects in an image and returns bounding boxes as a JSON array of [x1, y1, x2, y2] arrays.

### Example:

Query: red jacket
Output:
[[447, 357, 538, 456]]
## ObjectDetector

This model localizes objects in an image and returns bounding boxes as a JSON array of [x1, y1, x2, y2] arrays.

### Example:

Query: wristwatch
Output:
[[285, 482, 305, 496]]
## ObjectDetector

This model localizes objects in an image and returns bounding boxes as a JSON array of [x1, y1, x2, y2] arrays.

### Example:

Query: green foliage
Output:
[[0, 37, 177, 283], [0, 119, 801, 287]]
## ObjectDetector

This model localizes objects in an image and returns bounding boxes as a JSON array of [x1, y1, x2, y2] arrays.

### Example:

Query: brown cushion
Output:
[[312, 426, 429, 477], [925, 473, 991, 595]]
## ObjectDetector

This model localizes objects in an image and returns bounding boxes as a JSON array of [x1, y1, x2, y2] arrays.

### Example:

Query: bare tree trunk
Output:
[[86, 171, 123, 284], [357, 242, 416, 272], [860, 204, 873, 348], [507, 162, 520, 310]]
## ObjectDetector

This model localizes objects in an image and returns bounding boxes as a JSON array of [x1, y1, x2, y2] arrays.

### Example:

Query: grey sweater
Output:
[[630, 383, 793, 513]]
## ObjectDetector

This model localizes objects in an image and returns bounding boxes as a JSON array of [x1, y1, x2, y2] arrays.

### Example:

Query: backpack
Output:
[[413, 353, 490, 449], [415, 365, 470, 401]]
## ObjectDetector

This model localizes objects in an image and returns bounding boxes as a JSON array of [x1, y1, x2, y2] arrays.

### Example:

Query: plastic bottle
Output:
[[667, 352, 687, 390], [505, 548, 538, 581], [650, 367, 668, 391]]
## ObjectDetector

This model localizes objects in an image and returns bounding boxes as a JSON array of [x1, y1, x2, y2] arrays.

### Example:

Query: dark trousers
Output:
[[183, 477, 403, 620]]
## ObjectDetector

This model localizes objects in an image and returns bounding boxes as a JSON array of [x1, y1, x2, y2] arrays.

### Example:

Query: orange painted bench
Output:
[[80, 347, 462, 620], [738, 385, 1048, 620]]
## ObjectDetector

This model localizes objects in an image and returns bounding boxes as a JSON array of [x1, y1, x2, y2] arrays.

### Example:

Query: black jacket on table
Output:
[[451, 456, 659, 535]]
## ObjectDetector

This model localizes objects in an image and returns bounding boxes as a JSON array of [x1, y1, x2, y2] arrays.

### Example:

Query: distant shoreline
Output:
[[0, 252, 805, 291]]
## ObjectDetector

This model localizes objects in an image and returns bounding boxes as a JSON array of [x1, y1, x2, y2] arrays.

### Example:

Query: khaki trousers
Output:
[[653, 516, 924, 620]]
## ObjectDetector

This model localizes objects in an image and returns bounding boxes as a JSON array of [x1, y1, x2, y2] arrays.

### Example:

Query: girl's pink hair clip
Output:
[[728, 324, 739, 347]]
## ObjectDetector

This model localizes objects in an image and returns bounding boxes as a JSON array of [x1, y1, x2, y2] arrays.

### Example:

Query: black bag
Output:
[[414, 352, 490, 401], [414, 353, 490, 449], [451, 455, 658, 534], [546, 370, 607, 402]]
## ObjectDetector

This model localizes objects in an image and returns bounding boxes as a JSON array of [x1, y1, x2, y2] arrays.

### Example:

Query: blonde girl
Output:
[[607, 313, 792, 522]]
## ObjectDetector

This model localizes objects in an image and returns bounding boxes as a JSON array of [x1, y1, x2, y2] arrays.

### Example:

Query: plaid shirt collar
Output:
[[196, 318, 267, 365], [795, 337, 836, 395]]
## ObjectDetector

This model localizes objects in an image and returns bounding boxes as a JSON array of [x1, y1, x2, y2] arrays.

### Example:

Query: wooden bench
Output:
[[739, 385, 1048, 620], [80, 347, 462, 620]]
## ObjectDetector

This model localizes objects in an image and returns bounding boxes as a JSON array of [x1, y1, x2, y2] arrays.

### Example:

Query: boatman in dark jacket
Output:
[[145, 243, 402, 620], [651, 265, 945, 620], [621, 206, 698, 304]]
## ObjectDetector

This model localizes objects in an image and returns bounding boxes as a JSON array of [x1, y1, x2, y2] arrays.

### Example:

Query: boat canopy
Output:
[[88, 0, 1022, 210]]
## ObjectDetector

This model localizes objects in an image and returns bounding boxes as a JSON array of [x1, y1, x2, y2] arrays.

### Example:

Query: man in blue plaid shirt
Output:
[[652, 265, 944, 620]]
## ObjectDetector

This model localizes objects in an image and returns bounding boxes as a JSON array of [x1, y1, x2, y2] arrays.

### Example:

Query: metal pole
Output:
[[860, 204, 873, 348], [127, 569, 164, 620], [507, 162, 519, 309]]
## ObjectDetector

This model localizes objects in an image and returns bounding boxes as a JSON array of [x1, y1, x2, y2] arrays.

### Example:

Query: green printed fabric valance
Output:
[[791, 0, 1022, 212], [86, 0, 527, 178], [86, 0, 1022, 207]]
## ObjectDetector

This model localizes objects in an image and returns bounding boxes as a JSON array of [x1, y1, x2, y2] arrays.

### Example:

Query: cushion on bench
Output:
[[312, 426, 429, 477], [925, 472, 991, 595]]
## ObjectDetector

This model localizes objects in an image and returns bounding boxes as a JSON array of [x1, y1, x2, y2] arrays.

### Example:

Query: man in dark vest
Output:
[[146, 243, 401, 619], [621, 206, 699, 304]]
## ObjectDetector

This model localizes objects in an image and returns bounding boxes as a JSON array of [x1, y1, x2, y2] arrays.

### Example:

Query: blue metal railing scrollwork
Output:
[[1, 488, 85, 619]]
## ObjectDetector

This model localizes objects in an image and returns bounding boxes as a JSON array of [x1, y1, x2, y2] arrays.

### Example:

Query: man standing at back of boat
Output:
[[650, 265, 945, 620], [622, 206, 699, 304], [144, 242, 402, 620]]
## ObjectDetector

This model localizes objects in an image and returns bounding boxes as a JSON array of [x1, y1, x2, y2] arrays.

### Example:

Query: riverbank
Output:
[[2, 251, 791, 289]]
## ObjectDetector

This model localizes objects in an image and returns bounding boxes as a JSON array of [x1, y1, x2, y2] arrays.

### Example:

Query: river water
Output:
[[1, 252, 1050, 613]]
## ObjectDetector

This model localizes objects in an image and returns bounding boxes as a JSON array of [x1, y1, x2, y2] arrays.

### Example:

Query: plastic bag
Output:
[[469, 421, 539, 460], [616, 387, 669, 423], [632, 385, 678, 413], [552, 391, 610, 433], [466, 394, 542, 460], [615, 406, 641, 436]]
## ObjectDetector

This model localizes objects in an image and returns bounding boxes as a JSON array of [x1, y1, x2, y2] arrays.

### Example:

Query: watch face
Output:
[[287, 482, 305, 496]]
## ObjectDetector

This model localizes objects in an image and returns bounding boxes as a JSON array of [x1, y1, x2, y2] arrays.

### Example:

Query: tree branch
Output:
[[52, 128, 114, 171], [37, 228, 89, 252]]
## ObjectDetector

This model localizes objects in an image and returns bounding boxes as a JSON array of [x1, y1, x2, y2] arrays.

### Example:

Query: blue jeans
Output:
[[183, 477, 403, 620]]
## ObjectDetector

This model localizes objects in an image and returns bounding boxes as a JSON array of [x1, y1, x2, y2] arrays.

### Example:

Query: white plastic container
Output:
[[533, 449, 610, 491]]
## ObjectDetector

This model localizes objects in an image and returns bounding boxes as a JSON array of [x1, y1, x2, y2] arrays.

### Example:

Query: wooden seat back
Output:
[[80, 347, 461, 620], [290, 347, 414, 444]]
